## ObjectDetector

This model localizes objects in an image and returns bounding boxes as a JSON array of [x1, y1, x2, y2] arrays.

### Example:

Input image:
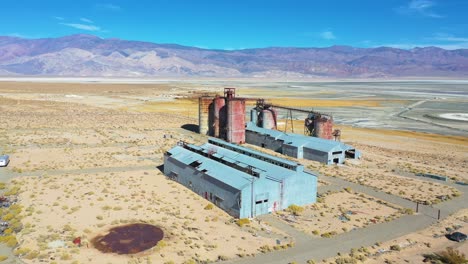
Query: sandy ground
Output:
[[319, 209, 468, 264], [0, 81, 466, 264], [12, 170, 284, 264], [364, 209, 468, 263], [0, 83, 290, 264], [275, 191, 402, 237]]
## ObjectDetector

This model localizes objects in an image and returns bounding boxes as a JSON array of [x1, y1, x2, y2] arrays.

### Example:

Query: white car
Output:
[[0, 155, 9, 167]]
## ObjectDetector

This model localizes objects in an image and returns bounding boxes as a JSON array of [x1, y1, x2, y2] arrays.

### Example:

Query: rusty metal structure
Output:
[[253, 100, 336, 140], [226, 98, 246, 144], [332, 129, 341, 141], [213, 96, 226, 138], [260, 108, 278, 130], [199, 88, 338, 143], [198, 96, 213, 136], [198, 88, 246, 144], [305, 113, 334, 140]]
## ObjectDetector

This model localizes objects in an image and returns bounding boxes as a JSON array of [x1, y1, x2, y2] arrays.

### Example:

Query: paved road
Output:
[[224, 214, 436, 264], [395, 99, 468, 134], [222, 174, 468, 264]]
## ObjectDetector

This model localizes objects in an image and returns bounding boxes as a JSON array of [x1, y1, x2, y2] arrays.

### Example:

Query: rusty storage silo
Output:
[[213, 96, 226, 138], [199, 96, 213, 135], [226, 98, 246, 144], [313, 115, 333, 140], [261, 109, 277, 130]]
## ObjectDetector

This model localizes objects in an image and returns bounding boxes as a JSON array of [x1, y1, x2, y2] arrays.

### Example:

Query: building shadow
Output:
[[156, 164, 164, 174], [181, 124, 199, 133]]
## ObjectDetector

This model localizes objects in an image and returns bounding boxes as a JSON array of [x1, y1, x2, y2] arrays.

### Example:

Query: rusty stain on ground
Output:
[[92, 223, 164, 254]]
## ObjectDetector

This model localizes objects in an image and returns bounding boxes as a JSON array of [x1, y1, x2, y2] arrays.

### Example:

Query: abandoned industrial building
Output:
[[246, 122, 361, 165], [198, 88, 361, 165], [163, 138, 317, 218]]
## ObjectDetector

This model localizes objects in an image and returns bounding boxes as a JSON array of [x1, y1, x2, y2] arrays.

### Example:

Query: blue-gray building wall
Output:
[[246, 131, 283, 152], [163, 140, 319, 218], [246, 124, 361, 165], [282, 172, 317, 208], [251, 178, 281, 216], [330, 151, 345, 164], [282, 144, 300, 159], [303, 147, 330, 164], [164, 154, 245, 218], [246, 174, 317, 216]]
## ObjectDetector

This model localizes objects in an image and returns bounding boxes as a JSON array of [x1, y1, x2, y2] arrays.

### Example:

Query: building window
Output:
[[189, 161, 202, 167], [169, 171, 178, 180], [214, 196, 223, 206]]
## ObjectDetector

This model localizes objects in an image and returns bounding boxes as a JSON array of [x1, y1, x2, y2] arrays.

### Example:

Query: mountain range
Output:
[[0, 34, 467, 78]]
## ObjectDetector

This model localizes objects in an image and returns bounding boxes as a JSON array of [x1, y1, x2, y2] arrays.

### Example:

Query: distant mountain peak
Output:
[[61, 34, 102, 39], [0, 34, 466, 78]]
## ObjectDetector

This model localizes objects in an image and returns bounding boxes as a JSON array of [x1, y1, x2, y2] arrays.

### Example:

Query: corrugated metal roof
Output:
[[167, 146, 253, 190], [199, 142, 307, 182], [208, 137, 299, 167], [246, 122, 354, 153]]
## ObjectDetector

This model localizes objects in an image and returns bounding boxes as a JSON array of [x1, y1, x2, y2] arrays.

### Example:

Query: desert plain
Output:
[[0, 79, 466, 264]]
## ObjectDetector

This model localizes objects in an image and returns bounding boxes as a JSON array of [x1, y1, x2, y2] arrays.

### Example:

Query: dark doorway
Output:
[[333, 158, 339, 164], [345, 150, 356, 158]]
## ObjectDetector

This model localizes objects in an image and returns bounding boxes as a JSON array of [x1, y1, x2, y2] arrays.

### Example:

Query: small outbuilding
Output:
[[163, 138, 317, 218]]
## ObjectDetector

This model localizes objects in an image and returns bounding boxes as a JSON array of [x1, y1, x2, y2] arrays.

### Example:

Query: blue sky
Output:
[[1, 0, 467, 50]]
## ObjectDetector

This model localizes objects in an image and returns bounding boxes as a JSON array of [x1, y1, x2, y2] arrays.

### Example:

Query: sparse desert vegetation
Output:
[[0, 80, 466, 264], [276, 191, 402, 237]]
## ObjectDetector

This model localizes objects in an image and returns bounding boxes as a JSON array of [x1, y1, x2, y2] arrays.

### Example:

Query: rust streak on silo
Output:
[[199, 96, 213, 135], [313, 115, 333, 140], [213, 96, 226, 138], [226, 98, 246, 144]]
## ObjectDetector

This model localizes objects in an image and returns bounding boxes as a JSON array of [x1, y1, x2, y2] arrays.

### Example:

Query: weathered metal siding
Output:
[[245, 173, 317, 216], [164, 154, 244, 218], [239, 179, 282, 218], [213, 97, 226, 138], [163, 154, 288, 218], [313, 116, 333, 140], [226, 99, 246, 144], [282, 144, 301, 159], [303, 147, 330, 164], [246, 131, 283, 152], [164, 139, 319, 218], [282, 172, 317, 209], [261, 109, 277, 130], [199, 97, 213, 135], [252, 178, 281, 216]]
